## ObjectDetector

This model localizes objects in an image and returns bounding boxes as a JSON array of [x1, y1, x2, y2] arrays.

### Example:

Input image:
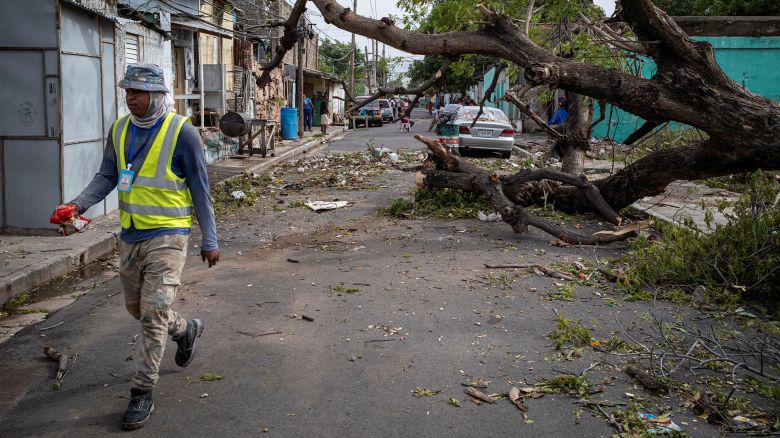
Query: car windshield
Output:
[[378, 100, 390, 108], [455, 106, 510, 124]]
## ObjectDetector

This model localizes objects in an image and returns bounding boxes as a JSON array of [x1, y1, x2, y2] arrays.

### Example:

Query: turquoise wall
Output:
[[481, 67, 515, 121], [592, 36, 780, 142]]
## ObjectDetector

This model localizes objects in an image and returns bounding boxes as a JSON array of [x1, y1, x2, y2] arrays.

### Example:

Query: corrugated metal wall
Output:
[[0, 0, 118, 231]]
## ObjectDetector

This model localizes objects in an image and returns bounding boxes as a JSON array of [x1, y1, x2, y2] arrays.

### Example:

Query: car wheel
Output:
[[378, 120, 384, 127], [501, 151, 512, 159]]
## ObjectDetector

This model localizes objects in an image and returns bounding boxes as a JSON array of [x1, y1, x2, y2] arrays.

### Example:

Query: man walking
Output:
[[303, 94, 314, 132], [53, 64, 219, 430]]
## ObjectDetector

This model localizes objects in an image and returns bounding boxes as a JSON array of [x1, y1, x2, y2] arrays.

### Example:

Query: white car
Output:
[[452, 106, 515, 158]]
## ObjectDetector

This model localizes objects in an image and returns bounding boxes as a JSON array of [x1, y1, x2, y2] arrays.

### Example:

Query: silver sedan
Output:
[[452, 106, 515, 158]]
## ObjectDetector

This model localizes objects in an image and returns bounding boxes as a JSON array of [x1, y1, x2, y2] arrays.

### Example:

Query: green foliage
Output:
[[199, 373, 223, 382], [332, 284, 360, 294], [379, 188, 493, 219], [211, 173, 271, 213], [538, 374, 594, 398], [549, 313, 594, 350], [619, 171, 780, 304], [552, 282, 576, 301], [4, 292, 30, 309], [318, 39, 366, 95]]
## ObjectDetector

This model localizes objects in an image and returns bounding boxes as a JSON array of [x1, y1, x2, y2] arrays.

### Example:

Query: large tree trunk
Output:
[[557, 93, 593, 175], [311, 0, 780, 215]]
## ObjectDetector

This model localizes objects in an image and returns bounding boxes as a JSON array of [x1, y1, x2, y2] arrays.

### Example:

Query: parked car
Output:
[[353, 97, 384, 127], [448, 106, 515, 158], [377, 99, 394, 121]]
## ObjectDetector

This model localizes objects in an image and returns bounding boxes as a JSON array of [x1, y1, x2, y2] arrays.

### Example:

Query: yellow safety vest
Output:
[[112, 112, 193, 230]]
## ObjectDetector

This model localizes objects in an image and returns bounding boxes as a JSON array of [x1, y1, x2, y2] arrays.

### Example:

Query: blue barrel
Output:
[[280, 108, 298, 140]]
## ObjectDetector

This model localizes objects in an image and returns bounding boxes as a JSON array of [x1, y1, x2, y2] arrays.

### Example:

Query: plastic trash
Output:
[[231, 191, 246, 200], [305, 201, 350, 212], [730, 415, 762, 430], [639, 413, 683, 434], [50, 204, 91, 236], [477, 211, 501, 222], [388, 152, 399, 162]]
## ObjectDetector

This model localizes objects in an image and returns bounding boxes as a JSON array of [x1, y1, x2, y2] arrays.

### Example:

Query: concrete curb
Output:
[[0, 128, 349, 305], [242, 127, 346, 176], [0, 216, 119, 305]]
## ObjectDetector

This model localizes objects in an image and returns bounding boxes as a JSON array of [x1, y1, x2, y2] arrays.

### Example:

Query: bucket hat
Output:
[[118, 63, 169, 92]]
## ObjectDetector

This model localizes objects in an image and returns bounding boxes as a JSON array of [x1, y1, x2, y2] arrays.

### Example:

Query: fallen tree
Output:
[[310, 0, 779, 215], [253, 0, 780, 244]]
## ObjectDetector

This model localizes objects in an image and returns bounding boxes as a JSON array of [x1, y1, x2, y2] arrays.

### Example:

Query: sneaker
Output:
[[173, 319, 203, 367], [121, 388, 154, 430]]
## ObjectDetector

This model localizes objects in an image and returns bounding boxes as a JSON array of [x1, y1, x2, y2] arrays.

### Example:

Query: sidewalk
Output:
[[0, 214, 120, 305], [208, 126, 346, 185]]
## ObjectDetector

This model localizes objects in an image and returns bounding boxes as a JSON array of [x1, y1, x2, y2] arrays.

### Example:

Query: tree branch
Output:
[[504, 91, 563, 139], [256, 0, 308, 88], [347, 59, 451, 115], [524, 0, 535, 36], [471, 63, 505, 129], [623, 119, 662, 145]]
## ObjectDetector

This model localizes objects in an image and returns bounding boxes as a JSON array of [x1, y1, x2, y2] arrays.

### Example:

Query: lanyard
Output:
[[127, 117, 164, 170]]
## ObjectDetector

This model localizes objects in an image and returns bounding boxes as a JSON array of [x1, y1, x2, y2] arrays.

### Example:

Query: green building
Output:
[[592, 16, 780, 142]]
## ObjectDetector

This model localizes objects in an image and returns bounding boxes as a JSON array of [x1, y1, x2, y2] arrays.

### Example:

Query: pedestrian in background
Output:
[[320, 97, 330, 135], [52, 64, 219, 431], [303, 94, 313, 132]]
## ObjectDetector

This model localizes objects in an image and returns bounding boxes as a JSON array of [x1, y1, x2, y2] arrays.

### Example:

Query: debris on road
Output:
[[43, 346, 77, 390], [412, 387, 441, 397], [508, 387, 528, 412], [305, 201, 350, 212], [639, 413, 683, 434], [461, 378, 490, 388], [448, 397, 462, 407], [464, 387, 496, 404], [301, 315, 315, 322], [477, 211, 501, 222]]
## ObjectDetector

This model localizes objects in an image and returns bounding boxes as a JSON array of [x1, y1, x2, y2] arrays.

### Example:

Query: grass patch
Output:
[[379, 188, 493, 219], [4, 292, 31, 309], [618, 171, 780, 309], [288, 200, 307, 209]]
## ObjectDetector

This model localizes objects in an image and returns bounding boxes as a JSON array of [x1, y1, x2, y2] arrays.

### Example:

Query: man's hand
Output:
[[201, 249, 220, 268]]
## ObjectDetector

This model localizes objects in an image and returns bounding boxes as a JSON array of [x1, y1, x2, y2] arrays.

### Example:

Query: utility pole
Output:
[[382, 43, 386, 88], [348, 0, 356, 103], [372, 39, 378, 92], [296, 18, 305, 137], [364, 46, 371, 93]]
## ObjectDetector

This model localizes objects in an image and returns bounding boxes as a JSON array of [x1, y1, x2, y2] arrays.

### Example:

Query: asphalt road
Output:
[[0, 128, 722, 437], [328, 108, 432, 153]]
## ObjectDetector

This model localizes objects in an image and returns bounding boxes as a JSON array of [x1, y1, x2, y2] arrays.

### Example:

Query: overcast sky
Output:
[[305, 0, 617, 77]]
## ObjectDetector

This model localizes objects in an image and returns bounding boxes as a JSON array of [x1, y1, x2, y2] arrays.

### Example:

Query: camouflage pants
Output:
[[120, 234, 189, 390]]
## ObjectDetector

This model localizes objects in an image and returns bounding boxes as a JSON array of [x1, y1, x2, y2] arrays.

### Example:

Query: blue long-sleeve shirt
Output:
[[71, 119, 218, 251], [548, 108, 569, 126]]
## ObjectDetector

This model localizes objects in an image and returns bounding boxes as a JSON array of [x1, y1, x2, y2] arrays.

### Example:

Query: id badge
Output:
[[118, 169, 135, 192]]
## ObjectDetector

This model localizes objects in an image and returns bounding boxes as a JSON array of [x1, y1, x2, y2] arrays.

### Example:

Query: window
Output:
[[125, 33, 143, 64]]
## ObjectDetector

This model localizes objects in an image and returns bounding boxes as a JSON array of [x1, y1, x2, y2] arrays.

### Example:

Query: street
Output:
[[0, 126, 722, 437], [328, 109, 431, 153]]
